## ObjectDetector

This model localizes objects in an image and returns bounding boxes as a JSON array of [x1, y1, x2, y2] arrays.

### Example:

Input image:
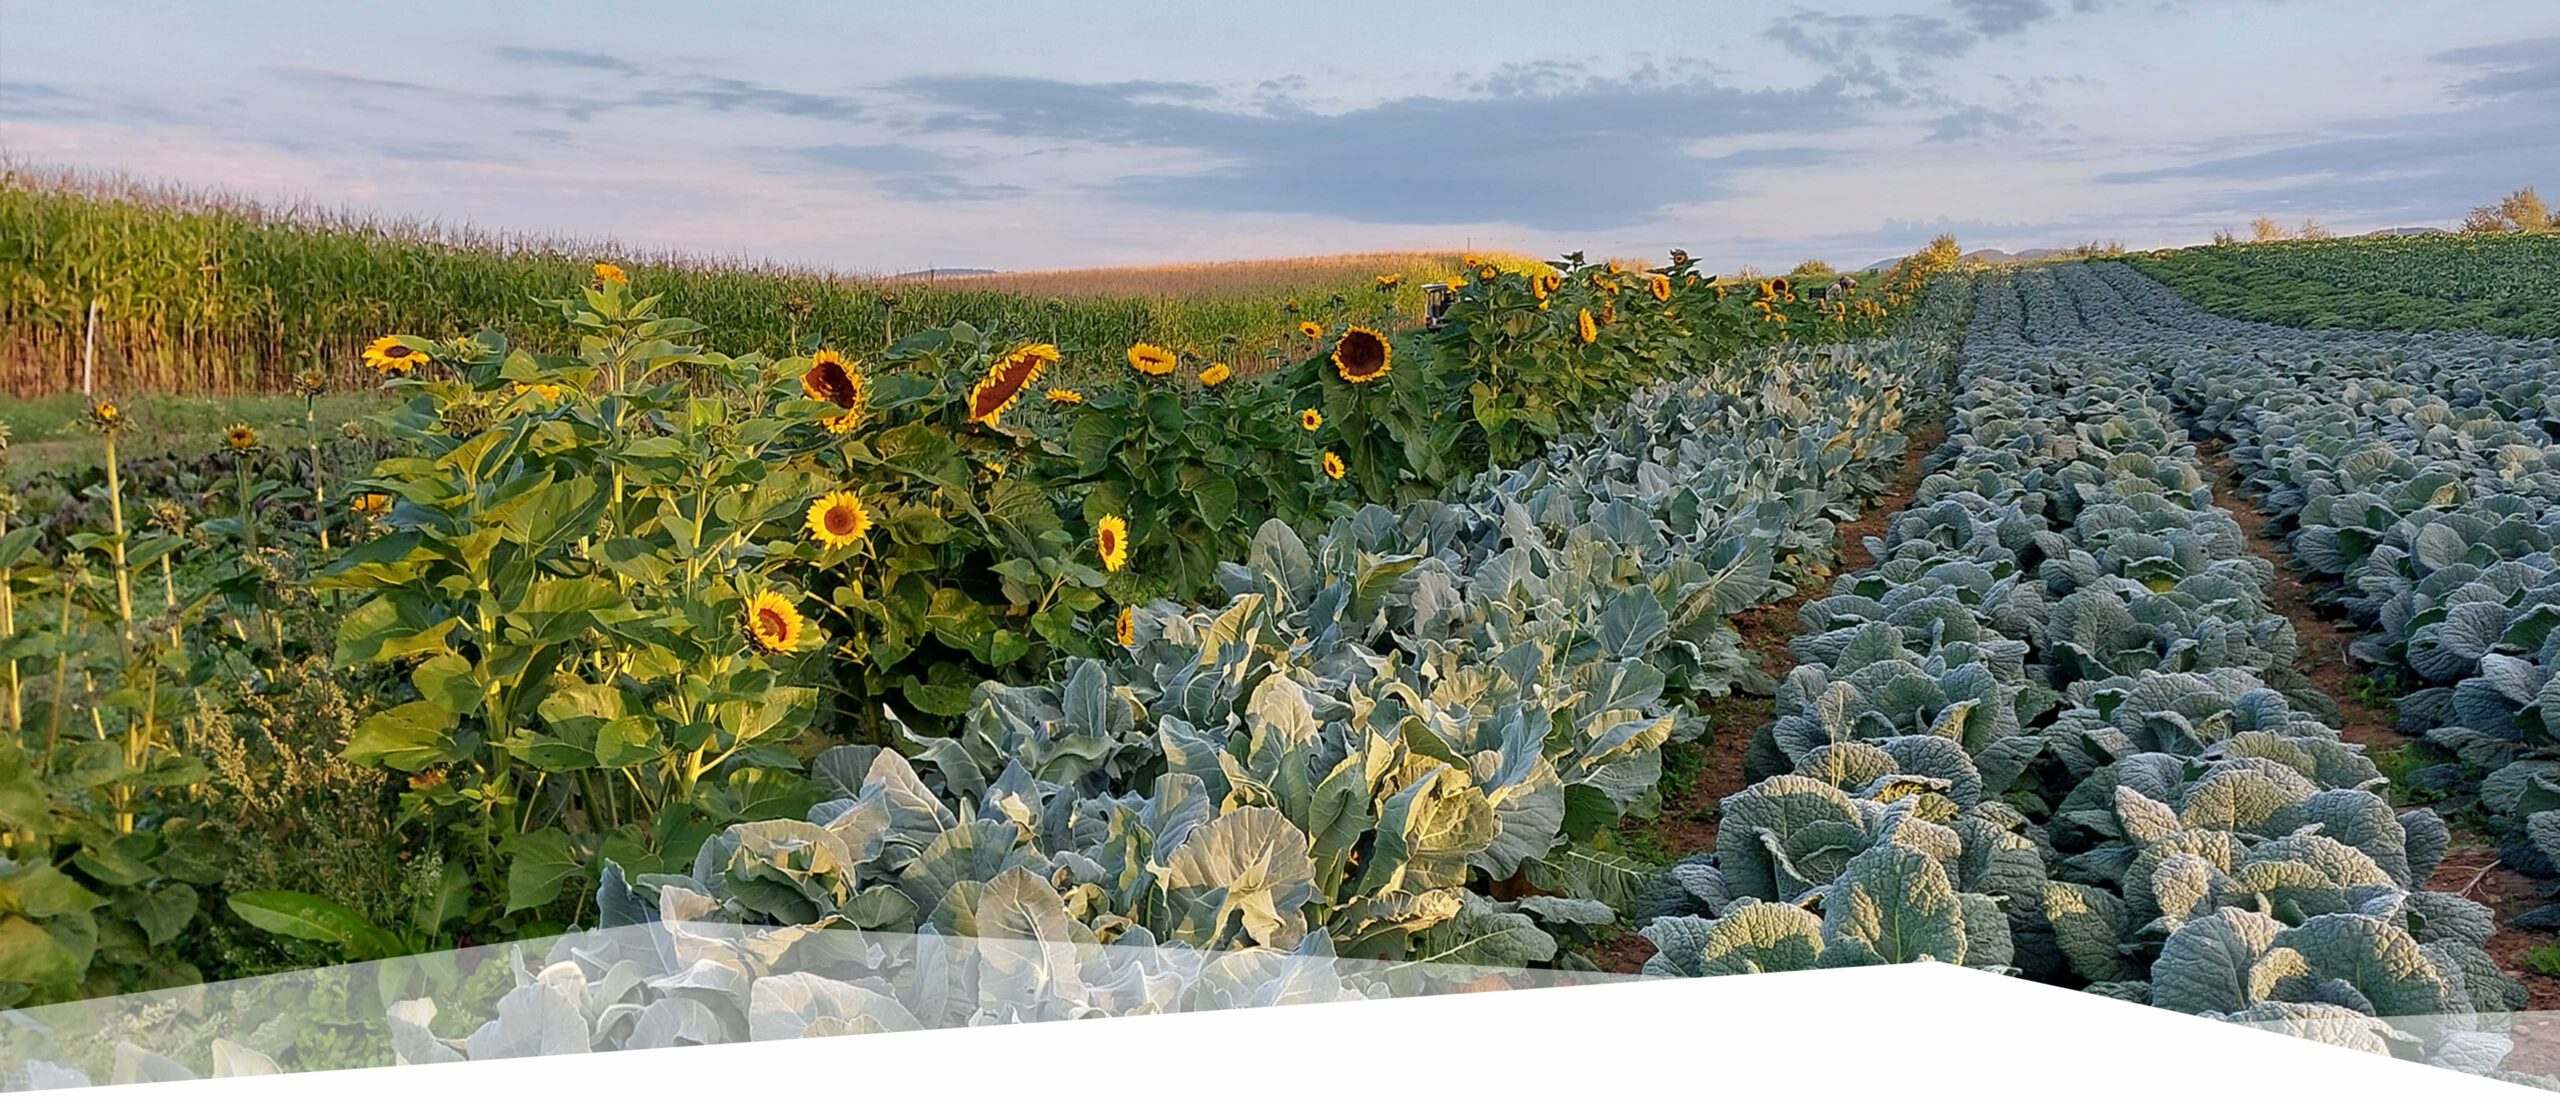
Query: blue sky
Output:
[[3, 1, 2554, 272]]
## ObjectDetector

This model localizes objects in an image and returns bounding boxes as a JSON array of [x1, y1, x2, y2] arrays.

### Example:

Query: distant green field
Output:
[[2, 391, 390, 477], [2126, 232, 2560, 337]]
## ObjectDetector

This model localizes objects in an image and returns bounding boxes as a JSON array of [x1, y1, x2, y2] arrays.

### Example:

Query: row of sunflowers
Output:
[[0, 250, 1912, 1009]]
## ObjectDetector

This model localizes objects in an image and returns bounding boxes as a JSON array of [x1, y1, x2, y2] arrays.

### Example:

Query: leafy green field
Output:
[[2127, 231, 2560, 337]]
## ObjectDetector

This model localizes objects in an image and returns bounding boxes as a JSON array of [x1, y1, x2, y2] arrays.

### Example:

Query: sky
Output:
[[2, 0, 2554, 274]]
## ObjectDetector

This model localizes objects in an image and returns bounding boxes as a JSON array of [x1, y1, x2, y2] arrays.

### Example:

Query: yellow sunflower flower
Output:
[[1375, 273, 1401, 289], [1300, 408, 1323, 432], [593, 262, 627, 285], [1096, 514, 1130, 572], [349, 492, 393, 518], [1477, 264, 1496, 282], [223, 423, 258, 451], [1047, 387, 1085, 404], [1647, 273, 1673, 302], [805, 489, 874, 549], [969, 343, 1057, 424], [1322, 451, 1346, 480], [1126, 342, 1178, 376], [1577, 308, 1599, 344], [1199, 362, 1232, 387], [1115, 606, 1136, 647], [1332, 326, 1391, 383], [362, 336, 430, 376], [802, 349, 867, 409], [1297, 320, 1323, 340], [741, 591, 813, 655]]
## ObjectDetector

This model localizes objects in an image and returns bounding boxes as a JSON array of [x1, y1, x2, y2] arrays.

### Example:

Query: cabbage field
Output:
[[10, 238, 2560, 1089]]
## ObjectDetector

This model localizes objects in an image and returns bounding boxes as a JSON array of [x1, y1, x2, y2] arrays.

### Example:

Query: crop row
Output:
[[1634, 266, 2548, 1087], [2126, 266, 2560, 932]]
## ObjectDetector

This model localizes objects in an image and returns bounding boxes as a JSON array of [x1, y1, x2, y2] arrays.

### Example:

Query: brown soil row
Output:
[[2198, 439, 2560, 1074], [1587, 423, 1946, 973]]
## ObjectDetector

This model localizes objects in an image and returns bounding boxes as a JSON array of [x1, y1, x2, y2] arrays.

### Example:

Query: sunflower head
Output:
[[1198, 362, 1232, 387], [1577, 308, 1599, 344], [1647, 273, 1673, 302], [741, 591, 813, 655], [1046, 387, 1085, 404], [1375, 273, 1401, 290], [1096, 514, 1130, 572], [363, 335, 430, 376], [1331, 327, 1392, 383], [223, 423, 258, 452], [1322, 451, 1346, 480], [350, 491, 393, 518], [1296, 320, 1323, 340], [970, 343, 1057, 424], [86, 400, 125, 432], [801, 349, 866, 409], [1114, 606, 1136, 647], [1299, 407, 1323, 432], [293, 369, 329, 397], [1126, 342, 1178, 377], [593, 262, 627, 285], [1771, 276, 1792, 296], [806, 489, 874, 550]]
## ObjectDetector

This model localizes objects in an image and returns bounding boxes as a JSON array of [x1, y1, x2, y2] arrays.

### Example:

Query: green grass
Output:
[[2, 391, 391, 477], [2126, 231, 2560, 337]]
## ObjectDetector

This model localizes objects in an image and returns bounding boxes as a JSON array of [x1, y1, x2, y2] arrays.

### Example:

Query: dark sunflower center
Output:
[[756, 607, 789, 637], [1340, 334, 1386, 375], [826, 506, 859, 535]]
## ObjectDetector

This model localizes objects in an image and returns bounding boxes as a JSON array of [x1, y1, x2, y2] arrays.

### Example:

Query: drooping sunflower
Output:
[[1046, 387, 1085, 404], [223, 423, 258, 451], [1577, 308, 1599, 344], [1299, 408, 1323, 432], [969, 343, 1057, 424], [741, 591, 813, 655], [1331, 326, 1391, 383], [593, 262, 627, 285], [363, 336, 430, 376], [1114, 606, 1136, 647], [1125, 342, 1178, 377], [805, 489, 874, 549], [1647, 273, 1673, 302], [802, 349, 867, 409], [1198, 362, 1232, 387], [1096, 514, 1130, 572], [1322, 451, 1346, 480]]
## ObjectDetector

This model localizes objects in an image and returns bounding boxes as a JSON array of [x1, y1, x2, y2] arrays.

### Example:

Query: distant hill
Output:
[[890, 267, 999, 279], [2362, 226, 2449, 238]]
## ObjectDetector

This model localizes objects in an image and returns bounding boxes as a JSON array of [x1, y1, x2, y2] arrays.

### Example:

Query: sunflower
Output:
[[969, 343, 1057, 424], [1300, 408, 1323, 432], [1577, 308, 1599, 344], [349, 492, 393, 518], [593, 262, 627, 285], [741, 591, 812, 655], [1114, 606, 1136, 647], [1046, 387, 1085, 404], [805, 489, 874, 549], [1375, 273, 1401, 289], [1647, 273, 1673, 302], [1331, 326, 1391, 383], [293, 368, 328, 397], [1296, 320, 1323, 340], [1126, 342, 1178, 377], [801, 349, 866, 409], [1096, 514, 1130, 572], [1770, 276, 1792, 297], [1477, 264, 1496, 282], [512, 381, 566, 402], [86, 400, 124, 432], [223, 423, 258, 451], [822, 410, 864, 435], [362, 336, 430, 376], [1322, 451, 1346, 480], [1198, 362, 1232, 387]]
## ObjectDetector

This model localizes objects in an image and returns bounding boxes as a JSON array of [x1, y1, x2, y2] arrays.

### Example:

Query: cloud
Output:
[[884, 69, 1863, 229], [1952, 0, 2059, 37], [491, 46, 644, 75], [2435, 35, 2560, 99]]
